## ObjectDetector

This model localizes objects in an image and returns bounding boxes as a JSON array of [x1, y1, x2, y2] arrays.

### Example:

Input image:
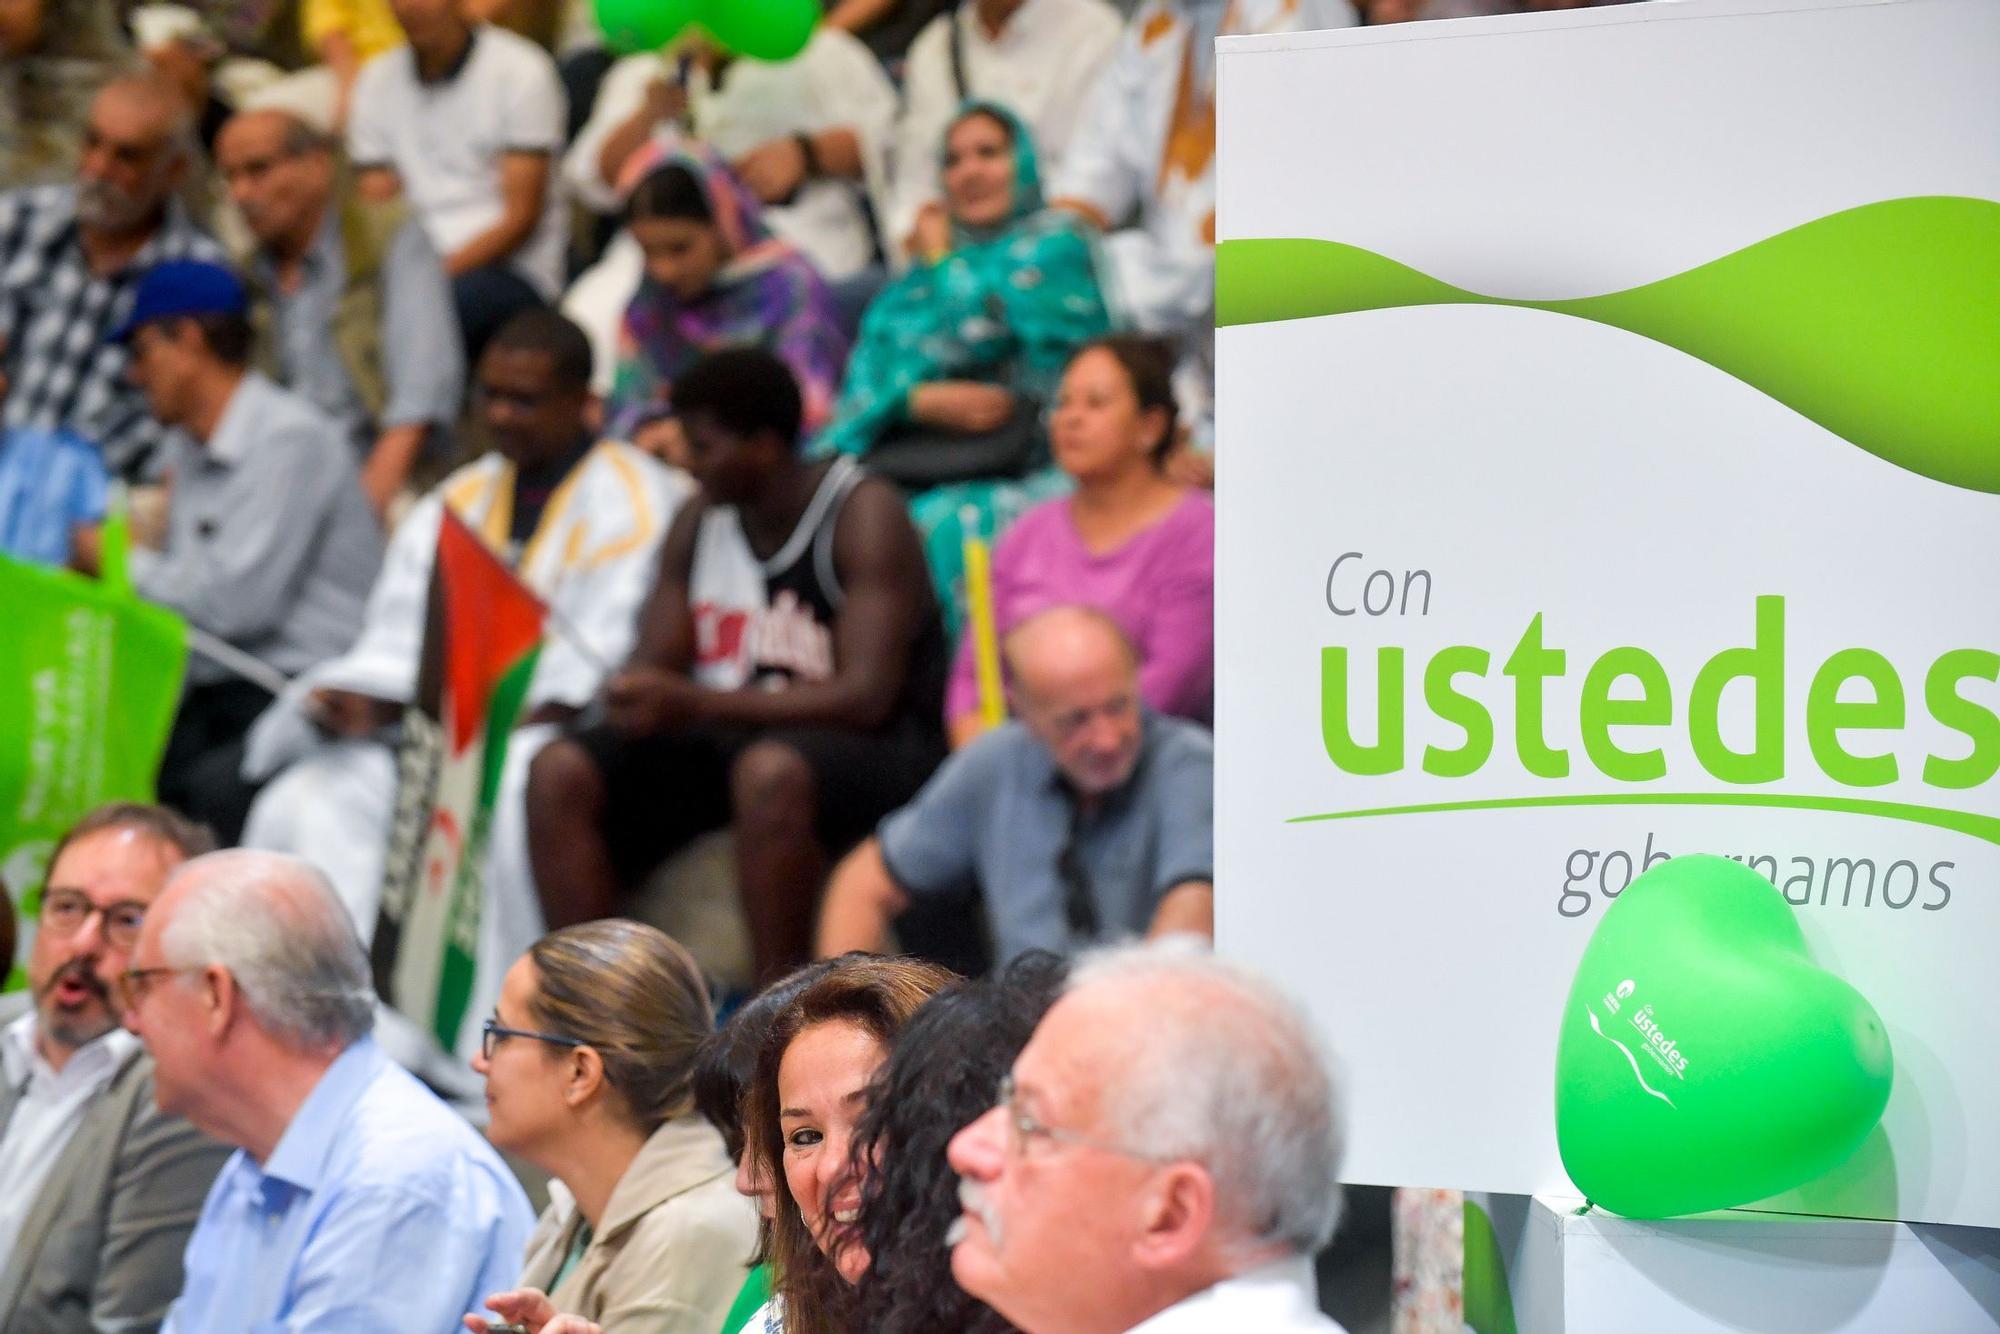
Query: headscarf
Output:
[[607, 137, 849, 438], [811, 102, 1113, 461]]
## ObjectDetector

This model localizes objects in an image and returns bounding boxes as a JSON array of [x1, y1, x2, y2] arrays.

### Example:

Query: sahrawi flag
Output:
[[375, 509, 544, 1050]]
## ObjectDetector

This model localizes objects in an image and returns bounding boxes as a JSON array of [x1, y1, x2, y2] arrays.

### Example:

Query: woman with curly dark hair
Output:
[[848, 951, 1070, 1334]]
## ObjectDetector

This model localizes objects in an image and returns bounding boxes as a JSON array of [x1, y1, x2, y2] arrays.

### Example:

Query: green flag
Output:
[[0, 523, 187, 989]]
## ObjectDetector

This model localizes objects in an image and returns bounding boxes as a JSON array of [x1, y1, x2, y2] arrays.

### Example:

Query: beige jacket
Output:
[[521, 1114, 759, 1333]]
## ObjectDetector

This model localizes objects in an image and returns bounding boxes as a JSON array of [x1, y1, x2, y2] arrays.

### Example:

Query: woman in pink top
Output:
[[946, 335, 1214, 747]]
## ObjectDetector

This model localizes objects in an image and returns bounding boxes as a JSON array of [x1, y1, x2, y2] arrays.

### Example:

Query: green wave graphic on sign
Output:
[[1216, 196, 2000, 494]]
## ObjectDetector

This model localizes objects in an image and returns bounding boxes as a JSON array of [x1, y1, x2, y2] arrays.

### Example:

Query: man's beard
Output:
[[37, 958, 117, 1050], [76, 178, 158, 232]]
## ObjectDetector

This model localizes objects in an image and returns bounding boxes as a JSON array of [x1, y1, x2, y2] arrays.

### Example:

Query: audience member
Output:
[[74, 258, 380, 844], [744, 955, 957, 1334], [240, 309, 684, 1070], [464, 921, 758, 1334], [564, 27, 897, 287], [0, 0, 131, 188], [888, 0, 1121, 258], [947, 939, 1348, 1332], [122, 849, 535, 1329], [851, 950, 1068, 1334], [0, 805, 230, 1332], [526, 349, 949, 980], [0, 355, 108, 566], [604, 146, 849, 450], [218, 107, 465, 513], [814, 103, 1112, 630], [945, 337, 1211, 745], [349, 0, 568, 361], [0, 74, 226, 481], [1049, 0, 1353, 441], [691, 958, 846, 1334], [817, 606, 1212, 962]]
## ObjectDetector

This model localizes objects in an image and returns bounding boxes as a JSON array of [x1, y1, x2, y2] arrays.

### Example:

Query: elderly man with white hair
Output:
[[119, 849, 534, 1331], [946, 938, 1348, 1333]]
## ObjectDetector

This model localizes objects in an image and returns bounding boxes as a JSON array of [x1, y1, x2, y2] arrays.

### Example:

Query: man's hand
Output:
[[641, 76, 688, 127], [602, 666, 704, 735], [908, 381, 1015, 434], [309, 687, 401, 739], [734, 135, 810, 206], [630, 415, 688, 468]]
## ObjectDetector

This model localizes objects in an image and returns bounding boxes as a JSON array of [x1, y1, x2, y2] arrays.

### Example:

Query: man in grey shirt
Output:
[[216, 108, 463, 517], [74, 259, 382, 842], [818, 605, 1213, 964]]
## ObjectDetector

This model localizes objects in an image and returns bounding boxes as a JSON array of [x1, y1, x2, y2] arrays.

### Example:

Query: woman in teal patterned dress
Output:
[[809, 100, 1114, 637]]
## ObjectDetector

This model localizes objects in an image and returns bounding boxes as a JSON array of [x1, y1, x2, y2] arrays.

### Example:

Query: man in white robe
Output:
[[239, 310, 688, 1082], [1049, 0, 1355, 442]]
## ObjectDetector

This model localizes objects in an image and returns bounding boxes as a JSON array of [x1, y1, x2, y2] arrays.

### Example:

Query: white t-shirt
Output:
[[349, 26, 569, 296], [888, 0, 1123, 255]]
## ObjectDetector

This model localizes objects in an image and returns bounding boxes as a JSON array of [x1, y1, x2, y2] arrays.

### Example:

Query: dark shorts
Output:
[[569, 718, 946, 885]]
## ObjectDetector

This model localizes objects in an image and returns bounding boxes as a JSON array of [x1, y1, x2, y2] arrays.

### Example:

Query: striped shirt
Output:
[[0, 185, 225, 479]]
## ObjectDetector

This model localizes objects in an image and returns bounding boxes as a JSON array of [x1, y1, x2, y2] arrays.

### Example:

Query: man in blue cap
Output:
[[74, 258, 383, 843]]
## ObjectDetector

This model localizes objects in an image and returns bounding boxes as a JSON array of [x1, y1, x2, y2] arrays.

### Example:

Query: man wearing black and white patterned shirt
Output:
[[0, 73, 224, 481]]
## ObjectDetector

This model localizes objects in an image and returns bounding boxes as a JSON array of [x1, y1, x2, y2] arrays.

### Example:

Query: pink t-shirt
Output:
[[947, 490, 1215, 724]]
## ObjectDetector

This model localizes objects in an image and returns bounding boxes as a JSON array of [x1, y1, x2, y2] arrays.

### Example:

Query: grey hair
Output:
[[159, 850, 376, 1051], [1069, 937, 1345, 1257]]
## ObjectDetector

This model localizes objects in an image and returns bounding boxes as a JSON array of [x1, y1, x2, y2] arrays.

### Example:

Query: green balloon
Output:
[[1555, 854, 1892, 1218], [696, 0, 819, 61], [596, 0, 697, 54]]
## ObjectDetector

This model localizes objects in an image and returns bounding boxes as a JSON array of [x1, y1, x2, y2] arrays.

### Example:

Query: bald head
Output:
[[1004, 606, 1146, 795], [154, 850, 375, 1052], [1003, 605, 1138, 700], [78, 74, 194, 234]]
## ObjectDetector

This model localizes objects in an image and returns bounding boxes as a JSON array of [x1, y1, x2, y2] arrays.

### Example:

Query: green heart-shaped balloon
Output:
[[595, 0, 697, 55], [696, 0, 820, 61], [1555, 854, 1892, 1217]]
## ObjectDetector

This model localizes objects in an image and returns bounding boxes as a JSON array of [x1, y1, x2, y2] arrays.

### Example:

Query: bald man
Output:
[[817, 604, 1214, 962], [121, 850, 532, 1331], [216, 108, 462, 514], [0, 73, 226, 479]]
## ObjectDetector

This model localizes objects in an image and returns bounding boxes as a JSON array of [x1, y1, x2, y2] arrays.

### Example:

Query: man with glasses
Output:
[[217, 106, 464, 517], [946, 938, 1349, 1332], [0, 73, 225, 483], [74, 256, 383, 845], [817, 604, 1213, 965], [0, 803, 231, 1332], [239, 308, 685, 1078], [119, 847, 534, 1330]]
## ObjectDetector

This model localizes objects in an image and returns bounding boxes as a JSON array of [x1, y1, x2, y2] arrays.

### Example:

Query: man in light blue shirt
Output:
[[120, 848, 533, 1332]]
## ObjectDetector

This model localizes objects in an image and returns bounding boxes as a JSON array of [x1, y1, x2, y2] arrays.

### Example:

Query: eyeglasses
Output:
[[116, 964, 199, 1009], [481, 1017, 585, 1062], [994, 1073, 1167, 1163], [41, 889, 149, 951]]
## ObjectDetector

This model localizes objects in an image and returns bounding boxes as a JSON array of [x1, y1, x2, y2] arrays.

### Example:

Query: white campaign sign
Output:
[[1215, 0, 2000, 1228]]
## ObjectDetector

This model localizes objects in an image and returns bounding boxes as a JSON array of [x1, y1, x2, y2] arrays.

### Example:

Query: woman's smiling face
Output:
[[778, 1018, 886, 1284]]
